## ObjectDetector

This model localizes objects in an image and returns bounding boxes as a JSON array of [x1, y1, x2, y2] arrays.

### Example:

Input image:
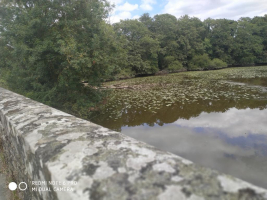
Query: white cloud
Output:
[[143, 0, 156, 4], [109, 15, 121, 23], [141, 0, 156, 11], [133, 15, 141, 19], [163, 0, 267, 20], [109, 11, 132, 23], [141, 4, 153, 11], [108, 0, 124, 6], [118, 11, 132, 18], [116, 2, 139, 12], [107, 1, 139, 23]]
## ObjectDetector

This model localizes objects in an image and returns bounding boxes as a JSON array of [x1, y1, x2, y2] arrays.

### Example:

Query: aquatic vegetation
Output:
[[91, 66, 267, 131]]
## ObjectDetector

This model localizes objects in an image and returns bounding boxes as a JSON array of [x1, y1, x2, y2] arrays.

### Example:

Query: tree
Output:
[[0, 36, 12, 69], [139, 13, 153, 31], [151, 14, 178, 70], [204, 18, 237, 64], [0, 0, 124, 117], [176, 15, 205, 68], [251, 15, 267, 63], [114, 19, 159, 75], [232, 17, 263, 65]]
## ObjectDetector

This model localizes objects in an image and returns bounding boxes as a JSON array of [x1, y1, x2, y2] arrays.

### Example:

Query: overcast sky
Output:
[[108, 0, 267, 23]]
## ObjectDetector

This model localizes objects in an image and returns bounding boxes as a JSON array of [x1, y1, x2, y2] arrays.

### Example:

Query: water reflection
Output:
[[94, 97, 267, 132], [122, 108, 267, 188], [90, 73, 267, 188]]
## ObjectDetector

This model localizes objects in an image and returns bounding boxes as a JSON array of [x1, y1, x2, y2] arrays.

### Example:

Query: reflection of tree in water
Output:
[[92, 97, 267, 132]]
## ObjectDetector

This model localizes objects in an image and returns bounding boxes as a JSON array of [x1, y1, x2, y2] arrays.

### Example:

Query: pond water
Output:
[[91, 66, 267, 189]]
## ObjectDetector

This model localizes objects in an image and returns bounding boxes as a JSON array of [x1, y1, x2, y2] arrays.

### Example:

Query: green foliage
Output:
[[139, 13, 153, 30], [189, 54, 211, 70], [203, 16, 266, 66], [168, 61, 184, 72], [209, 58, 228, 69], [177, 15, 205, 63], [203, 18, 237, 64], [203, 38, 212, 55], [0, 67, 9, 88], [152, 14, 178, 69], [232, 17, 263, 65], [0, 0, 125, 117], [164, 56, 175, 66], [114, 19, 159, 75], [114, 68, 135, 80], [251, 15, 267, 63], [0, 37, 12, 69]]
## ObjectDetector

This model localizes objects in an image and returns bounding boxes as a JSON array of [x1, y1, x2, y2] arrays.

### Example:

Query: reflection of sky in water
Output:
[[173, 107, 267, 137], [121, 108, 267, 189], [222, 133, 267, 156]]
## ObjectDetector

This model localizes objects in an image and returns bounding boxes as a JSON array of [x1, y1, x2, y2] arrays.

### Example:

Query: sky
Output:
[[107, 0, 267, 23]]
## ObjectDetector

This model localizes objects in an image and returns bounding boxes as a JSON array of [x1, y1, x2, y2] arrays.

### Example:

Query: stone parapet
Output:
[[0, 87, 267, 200]]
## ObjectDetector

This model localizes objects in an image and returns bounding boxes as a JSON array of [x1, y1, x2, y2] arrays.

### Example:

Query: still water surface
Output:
[[122, 107, 267, 188], [91, 67, 267, 188]]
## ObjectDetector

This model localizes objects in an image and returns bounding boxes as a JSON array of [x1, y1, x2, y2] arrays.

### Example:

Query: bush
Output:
[[165, 56, 175, 65], [142, 61, 159, 74], [168, 61, 184, 72], [188, 54, 211, 70], [0, 68, 10, 89], [210, 58, 227, 69], [149, 64, 160, 74], [115, 68, 135, 80]]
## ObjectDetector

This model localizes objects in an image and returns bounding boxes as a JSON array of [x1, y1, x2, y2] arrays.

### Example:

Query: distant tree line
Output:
[[0, 0, 266, 117], [113, 13, 267, 77]]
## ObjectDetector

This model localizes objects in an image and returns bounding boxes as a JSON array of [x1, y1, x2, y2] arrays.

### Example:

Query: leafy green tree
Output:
[[0, 0, 124, 117], [251, 15, 267, 63], [151, 14, 178, 69], [0, 37, 12, 69], [114, 19, 159, 75], [164, 56, 175, 67], [139, 13, 153, 31], [176, 15, 205, 67], [232, 17, 263, 65], [203, 38, 213, 55], [0, 37, 11, 88], [204, 18, 237, 64]]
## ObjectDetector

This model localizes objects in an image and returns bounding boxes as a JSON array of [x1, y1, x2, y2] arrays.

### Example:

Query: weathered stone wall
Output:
[[0, 87, 267, 200]]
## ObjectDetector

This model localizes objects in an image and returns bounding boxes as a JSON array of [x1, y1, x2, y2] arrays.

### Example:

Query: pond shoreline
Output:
[[102, 64, 267, 83]]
